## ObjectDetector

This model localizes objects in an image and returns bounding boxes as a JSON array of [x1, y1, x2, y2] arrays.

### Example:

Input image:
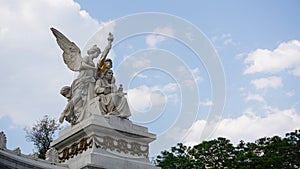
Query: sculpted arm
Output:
[[97, 33, 114, 69], [95, 79, 105, 94], [101, 32, 114, 58]]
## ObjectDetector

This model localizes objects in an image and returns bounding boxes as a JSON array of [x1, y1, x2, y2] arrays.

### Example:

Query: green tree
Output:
[[236, 133, 300, 169], [190, 137, 236, 168], [156, 143, 193, 169], [234, 141, 262, 169], [284, 129, 300, 168], [156, 138, 235, 169], [156, 129, 300, 169], [25, 115, 60, 159]]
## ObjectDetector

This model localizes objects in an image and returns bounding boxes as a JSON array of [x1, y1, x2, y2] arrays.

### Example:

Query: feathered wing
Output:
[[50, 28, 83, 71]]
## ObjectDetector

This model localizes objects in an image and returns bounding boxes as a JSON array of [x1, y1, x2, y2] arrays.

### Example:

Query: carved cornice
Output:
[[57, 135, 149, 163], [58, 137, 93, 162], [94, 136, 149, 157]]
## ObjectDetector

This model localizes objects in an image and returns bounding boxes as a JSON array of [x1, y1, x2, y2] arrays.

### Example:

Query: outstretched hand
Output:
[[108, 32, 114, 42]]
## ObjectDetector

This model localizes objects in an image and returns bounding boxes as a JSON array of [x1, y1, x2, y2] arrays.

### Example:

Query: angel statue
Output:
[[51, 28, 114, 124]]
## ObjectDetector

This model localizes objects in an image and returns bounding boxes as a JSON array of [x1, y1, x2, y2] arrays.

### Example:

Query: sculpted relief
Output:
[[51, 28, 131, 125]]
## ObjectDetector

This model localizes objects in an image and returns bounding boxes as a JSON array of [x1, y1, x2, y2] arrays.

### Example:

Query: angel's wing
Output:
[[50, 28, 83, 71]]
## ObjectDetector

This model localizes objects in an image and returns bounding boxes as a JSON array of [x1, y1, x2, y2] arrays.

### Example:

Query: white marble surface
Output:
[[51, 115, 159, 169]]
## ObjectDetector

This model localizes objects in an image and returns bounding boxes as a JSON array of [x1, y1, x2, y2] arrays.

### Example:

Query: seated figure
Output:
[[95, 69, 131, 118]]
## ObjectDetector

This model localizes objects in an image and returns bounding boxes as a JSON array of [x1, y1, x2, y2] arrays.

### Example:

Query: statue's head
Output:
[[104, 69, 113, 80], [60, 86, 71, 99], [87, 45, 101, 58], [104, 59, 113, 68]]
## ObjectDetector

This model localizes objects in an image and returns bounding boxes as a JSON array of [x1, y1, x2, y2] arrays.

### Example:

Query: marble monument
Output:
[[48, 28, 158, 169]]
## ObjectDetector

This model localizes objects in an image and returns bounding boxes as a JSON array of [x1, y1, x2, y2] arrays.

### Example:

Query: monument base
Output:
[[51, 115, 159, 169]]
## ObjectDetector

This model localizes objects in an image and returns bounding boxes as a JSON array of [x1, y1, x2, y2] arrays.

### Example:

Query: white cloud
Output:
[[167, 94, 179, 104], [245, 94, 265, 103], [176, 66, 202, 88], [146, 35, 165, 48], [286, 91, 295, 97], [136, 73, 148, 79], [0, 0, 103, 125], [200, 100, 214, 106], [132, 58, 151, 68], [185, 32, 194, 41], [127, 85, 165, 113], [235, 52, 248, 60], [182, 120, 206, 146], [239, 87, 246, 91], [166, 127, 187, 141], [127, 83, 179, 113], [131, 72, 148, 79], [152, 83, 178, 93], [127, 85, 153, 112], [146, 26, 175, 47], [291, 66, 300, 76], [212, 33, 235, 46], [244, 40, 300, 75], [191, 67, 203, 82], [223, 38, 233, 46], [250, 76, 283, 89], [182, 107, 300, 146]]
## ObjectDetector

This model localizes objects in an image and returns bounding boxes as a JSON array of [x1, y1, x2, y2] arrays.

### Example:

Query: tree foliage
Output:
[[25, 115, 60, 159], [155, 129, 300, 169]]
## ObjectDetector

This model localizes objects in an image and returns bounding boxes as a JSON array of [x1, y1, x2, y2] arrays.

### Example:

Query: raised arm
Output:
[[97, 32, 114, 69]]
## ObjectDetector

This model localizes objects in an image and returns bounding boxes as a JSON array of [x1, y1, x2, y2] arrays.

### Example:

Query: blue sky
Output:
[[0, 0, 300, 157]]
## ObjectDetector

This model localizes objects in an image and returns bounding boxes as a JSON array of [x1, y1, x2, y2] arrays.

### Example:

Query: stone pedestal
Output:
[[51, 115, 159, 169]]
